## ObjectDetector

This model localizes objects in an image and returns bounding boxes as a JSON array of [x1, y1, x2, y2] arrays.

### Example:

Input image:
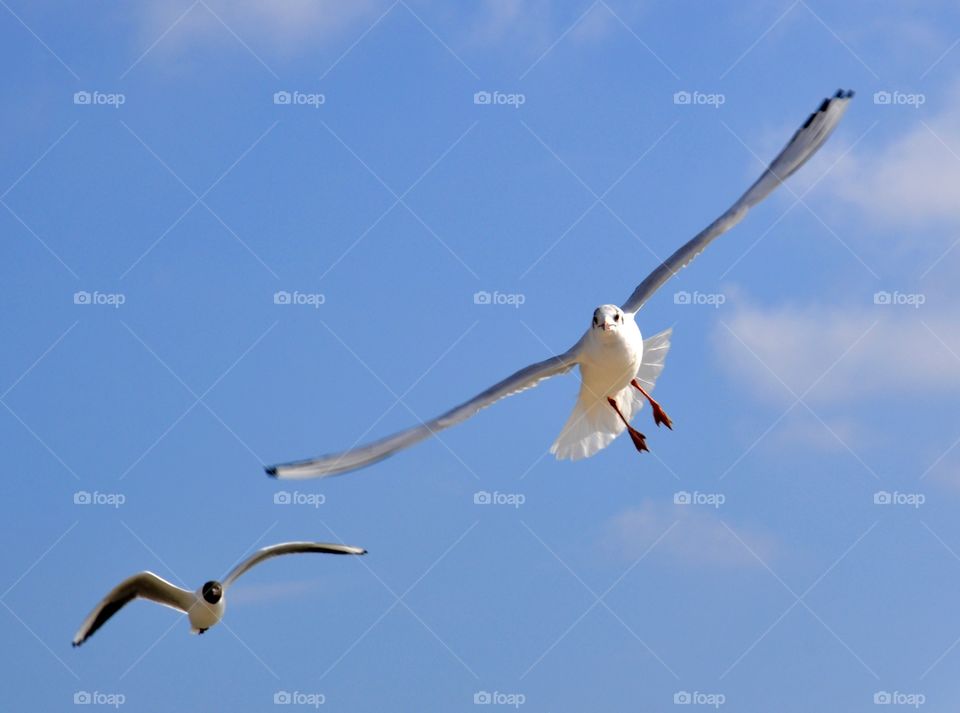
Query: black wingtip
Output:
[[360, 549, 368, 555], [72, 640, 81, 648], [265, 465, 278, 478]]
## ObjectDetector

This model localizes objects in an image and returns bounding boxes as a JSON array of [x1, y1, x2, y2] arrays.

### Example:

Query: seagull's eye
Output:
[[614, 313, 620, 322]]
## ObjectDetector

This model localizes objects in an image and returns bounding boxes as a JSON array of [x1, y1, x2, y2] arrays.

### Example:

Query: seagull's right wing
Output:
[[266, 347, 580, 479], [72, 572, 193, 647], [621, 89, 854, 315], [223, 542, 366, 588]]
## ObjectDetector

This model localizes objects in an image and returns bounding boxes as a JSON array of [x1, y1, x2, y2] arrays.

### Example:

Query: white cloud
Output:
[[827, 85, 960, 228], [604, 499, 777, 568], [134, 0, 638, 65], [714, 298, 960, 405], [568, 2, 621, 44], [138, 0, 388, 54], [767, 411, 868, 453], [466, 0, 553, 46]]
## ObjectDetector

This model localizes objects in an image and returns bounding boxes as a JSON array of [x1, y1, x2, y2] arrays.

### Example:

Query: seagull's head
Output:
[[592, 305, 626, 336], [201, 581, 223, 604]]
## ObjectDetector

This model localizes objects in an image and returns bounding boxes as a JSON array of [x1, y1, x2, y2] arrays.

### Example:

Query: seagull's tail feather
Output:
[[635, 327, 672, 393], [549, 328, 672, 461], [550, 388, 627, 461]]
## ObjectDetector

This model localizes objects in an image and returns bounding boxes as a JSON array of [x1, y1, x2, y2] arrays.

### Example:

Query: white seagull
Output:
[[267, 90, 854, 480], [72, 541, 366, 646]]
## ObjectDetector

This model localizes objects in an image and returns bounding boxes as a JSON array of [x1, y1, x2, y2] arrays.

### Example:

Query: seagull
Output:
[[72, 541, 366, 646], [267, 89, 854, 480]]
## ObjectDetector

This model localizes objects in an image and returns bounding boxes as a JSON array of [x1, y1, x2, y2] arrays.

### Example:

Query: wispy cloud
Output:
[[137, 0, 389, 55], [604, 499, 777, 568], [714, 298, 960, 405], [827, 85, 960, 228], [228, 578, 327, 606]]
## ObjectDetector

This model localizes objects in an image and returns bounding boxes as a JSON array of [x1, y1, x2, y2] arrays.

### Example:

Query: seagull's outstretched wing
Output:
[[73, 572, 193, 646], [223, 542, 367, 588], [266, 349, 580, 479], [621, 89, 854, 315]]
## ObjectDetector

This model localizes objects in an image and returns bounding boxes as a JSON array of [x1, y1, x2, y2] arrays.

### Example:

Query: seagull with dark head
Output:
[[266, 90, 855, 480], [72, 541, 366, 647]]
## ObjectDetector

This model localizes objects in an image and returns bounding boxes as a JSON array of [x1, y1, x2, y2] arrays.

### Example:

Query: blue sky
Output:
[[3, 1, 960, 711]]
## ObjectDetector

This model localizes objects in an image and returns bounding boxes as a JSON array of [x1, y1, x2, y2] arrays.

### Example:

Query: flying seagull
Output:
[[72, 541, 366, 646], [267, 89, 854, 480]]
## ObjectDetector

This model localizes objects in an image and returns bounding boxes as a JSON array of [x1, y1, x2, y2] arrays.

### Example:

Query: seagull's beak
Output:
[[601, 319, 615, 331]]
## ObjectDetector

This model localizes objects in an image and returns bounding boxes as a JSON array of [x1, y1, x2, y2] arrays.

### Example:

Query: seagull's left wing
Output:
[[223, 542, 366, 588], [72, 572, 193, 647], [621, 89, 854, 315], [266, 348, 579, 479]]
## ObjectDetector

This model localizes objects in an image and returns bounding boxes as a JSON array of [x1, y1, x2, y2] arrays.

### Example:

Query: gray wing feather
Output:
[[266, 349, 579, 479], [621, 89, 854, 315], [73, 571, 192, 646], [223, 542, 366, 588]]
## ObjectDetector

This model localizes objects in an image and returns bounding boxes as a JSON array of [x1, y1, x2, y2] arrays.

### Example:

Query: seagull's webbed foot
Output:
[[625, 425, 649, 453], [607, 396, 649, 454], [631, 378, 673, 430]]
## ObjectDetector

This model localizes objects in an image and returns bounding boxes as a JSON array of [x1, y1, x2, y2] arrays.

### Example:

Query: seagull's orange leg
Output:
[[631, 379, 673, 430], [607, 396, 649, 453]]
